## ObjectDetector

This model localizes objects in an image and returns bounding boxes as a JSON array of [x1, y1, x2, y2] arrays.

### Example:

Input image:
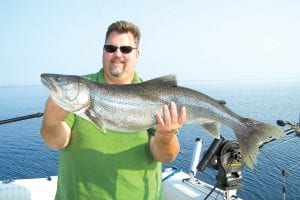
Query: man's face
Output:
[[102, 31, 139, 80]]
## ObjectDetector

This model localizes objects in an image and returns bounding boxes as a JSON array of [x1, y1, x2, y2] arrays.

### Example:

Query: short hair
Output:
[[105, 21, 141, 47]]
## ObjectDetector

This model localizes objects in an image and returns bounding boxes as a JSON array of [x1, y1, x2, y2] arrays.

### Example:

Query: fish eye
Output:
[[55, 77, 62, 82]]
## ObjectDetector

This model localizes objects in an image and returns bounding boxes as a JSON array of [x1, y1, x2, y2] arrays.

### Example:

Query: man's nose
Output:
[[113, 48, 123, 56]]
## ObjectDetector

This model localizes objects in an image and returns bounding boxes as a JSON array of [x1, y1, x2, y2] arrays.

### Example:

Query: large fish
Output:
[[41, 73, 284, 168]]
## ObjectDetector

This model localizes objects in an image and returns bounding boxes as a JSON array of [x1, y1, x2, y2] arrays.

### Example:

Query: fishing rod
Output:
[[0, 112, 44, 125], [259, 116, 300, 148]]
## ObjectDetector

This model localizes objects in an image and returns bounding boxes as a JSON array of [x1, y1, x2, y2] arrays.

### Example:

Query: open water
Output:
[[0, 80, 299, 199]]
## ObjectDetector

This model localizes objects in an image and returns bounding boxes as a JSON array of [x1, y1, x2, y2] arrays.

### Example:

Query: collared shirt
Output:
[[55, 69, 162, 200]]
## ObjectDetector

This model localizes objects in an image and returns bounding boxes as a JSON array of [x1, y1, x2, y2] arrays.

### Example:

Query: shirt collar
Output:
[[97, 68, 143, 84]]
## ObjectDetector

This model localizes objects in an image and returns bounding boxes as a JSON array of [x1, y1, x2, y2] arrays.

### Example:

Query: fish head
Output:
[[41, 73, 90, 112]]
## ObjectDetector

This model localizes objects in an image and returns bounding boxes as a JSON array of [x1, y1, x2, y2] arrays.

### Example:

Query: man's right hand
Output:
[[43, 97, 69, 126], [40, 97, 71, 149]]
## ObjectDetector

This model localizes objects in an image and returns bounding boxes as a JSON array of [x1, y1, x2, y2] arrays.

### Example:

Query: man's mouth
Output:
[[111, 58, 124, 64]]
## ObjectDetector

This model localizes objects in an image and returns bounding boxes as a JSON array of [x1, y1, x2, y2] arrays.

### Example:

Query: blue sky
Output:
[[0, 0, 299, 86]]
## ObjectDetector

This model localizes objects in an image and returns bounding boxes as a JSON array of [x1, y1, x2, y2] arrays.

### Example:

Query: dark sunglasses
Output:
[[104, 45, 137, 54]]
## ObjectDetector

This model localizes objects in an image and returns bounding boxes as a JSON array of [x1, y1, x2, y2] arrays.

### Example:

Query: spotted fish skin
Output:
[[41, 73, 285, 168]]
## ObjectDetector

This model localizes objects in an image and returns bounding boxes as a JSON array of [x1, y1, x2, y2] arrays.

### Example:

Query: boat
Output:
[[0, 113, 299, 200], [0, 177, 57, 200]]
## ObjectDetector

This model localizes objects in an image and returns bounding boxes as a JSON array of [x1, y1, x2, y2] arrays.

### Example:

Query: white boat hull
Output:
[[0, 177, 57, 200], [1, 169, 240, 200]]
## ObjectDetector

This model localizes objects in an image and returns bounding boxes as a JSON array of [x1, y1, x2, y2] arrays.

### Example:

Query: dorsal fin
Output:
[[144, 75, 178, 87]]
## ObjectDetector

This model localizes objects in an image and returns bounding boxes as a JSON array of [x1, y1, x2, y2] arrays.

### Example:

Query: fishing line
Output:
[[263, 136, 297, 150], [260, 150, 289, 200], [261, 134, 299, 172], [247, 127, 299, 200], [286, 162, 299, 172], [260, 134, 299, 170], [275, 136, 296, 145], [261, 151, 284, 171]]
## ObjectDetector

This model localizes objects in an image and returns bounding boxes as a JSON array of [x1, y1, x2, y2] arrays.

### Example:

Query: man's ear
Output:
[[136, 49, 140, 59]]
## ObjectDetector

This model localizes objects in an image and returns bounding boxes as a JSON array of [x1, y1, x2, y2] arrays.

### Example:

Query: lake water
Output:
[[0, 80, 299, 199]]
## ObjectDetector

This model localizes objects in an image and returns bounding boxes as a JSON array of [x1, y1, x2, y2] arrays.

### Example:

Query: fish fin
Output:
[[145, 75, 178, 87], [235, 118, 285, 169], [85, 110, 107, 133], [201, 122, 221, 139]]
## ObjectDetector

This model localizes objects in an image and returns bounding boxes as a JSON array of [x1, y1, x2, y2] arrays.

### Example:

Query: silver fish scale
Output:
[[90, 91, 163, 131], [160, 93, 237, 127]]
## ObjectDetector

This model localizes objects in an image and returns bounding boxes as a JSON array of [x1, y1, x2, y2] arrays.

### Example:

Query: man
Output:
[[41, 20, 186, 200]]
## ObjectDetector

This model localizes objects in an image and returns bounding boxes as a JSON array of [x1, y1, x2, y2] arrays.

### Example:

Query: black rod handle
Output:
[[0, 112, 44, 125]]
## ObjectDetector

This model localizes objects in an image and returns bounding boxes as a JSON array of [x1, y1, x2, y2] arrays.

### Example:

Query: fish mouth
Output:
[[40, 73, 57, 93]]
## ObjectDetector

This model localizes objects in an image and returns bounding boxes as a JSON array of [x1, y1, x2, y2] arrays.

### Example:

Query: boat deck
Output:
[[0, 176, 57, 200], [162, 168, 237, 200]]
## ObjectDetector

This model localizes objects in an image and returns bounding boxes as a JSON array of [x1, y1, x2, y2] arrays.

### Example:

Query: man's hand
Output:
[[155, 102, 186, 136], [40, 97, 71, 149], [150, 102, 186, 163], [43, 97, 69, 126]]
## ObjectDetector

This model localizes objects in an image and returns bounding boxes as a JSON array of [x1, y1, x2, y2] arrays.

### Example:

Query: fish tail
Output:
[[235, 118, 285, 169]]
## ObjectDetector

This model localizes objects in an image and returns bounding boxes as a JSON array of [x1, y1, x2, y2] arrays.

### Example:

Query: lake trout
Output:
[[41, 73, 285, 168]]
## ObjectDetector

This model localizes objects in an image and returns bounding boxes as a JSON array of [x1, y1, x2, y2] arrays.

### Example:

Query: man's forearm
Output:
[[150, 132, 180, 163], [41, 121, 70, 149]]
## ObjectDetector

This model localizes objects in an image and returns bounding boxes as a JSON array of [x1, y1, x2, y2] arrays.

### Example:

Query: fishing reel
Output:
[[196, 116, 300, 192], [197, 137, 244, 191]]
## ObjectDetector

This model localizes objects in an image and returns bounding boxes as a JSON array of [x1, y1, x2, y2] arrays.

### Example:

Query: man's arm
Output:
[[40, 97, 71, 149], [150, 102, 186, 163]]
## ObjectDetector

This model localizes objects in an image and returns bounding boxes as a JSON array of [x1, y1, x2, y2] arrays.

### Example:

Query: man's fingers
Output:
[[157, 103, 186, 129], [156, 114, 164, 126], [163, 104, 171, 125], [170, 102, 178, 124], [178, 106, 186, 125]]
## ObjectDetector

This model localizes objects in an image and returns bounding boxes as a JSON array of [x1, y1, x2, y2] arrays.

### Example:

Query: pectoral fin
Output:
[[85, 110, 107, 133], [201, 122, 221, 139]]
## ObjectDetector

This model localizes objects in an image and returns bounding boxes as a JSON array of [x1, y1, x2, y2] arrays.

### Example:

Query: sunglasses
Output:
[[104, 45, 137, 54]]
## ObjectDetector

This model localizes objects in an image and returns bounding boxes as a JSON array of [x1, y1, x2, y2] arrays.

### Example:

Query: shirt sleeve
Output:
[[64, 113, 75, 128], [147, 127, 156, 136]]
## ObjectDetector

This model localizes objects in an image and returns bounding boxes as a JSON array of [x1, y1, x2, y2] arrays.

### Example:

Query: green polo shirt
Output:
[[55, 69, 162, 200]]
